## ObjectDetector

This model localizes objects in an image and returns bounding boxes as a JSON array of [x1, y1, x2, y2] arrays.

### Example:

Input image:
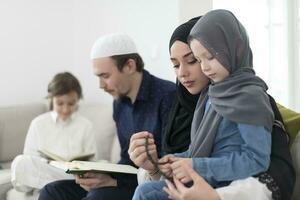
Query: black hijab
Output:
[[162, 17, 201, 154]]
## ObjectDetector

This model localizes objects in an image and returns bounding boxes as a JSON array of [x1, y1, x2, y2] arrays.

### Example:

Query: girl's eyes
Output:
[[195, 56, 213, 63], [207, 56, 214, 60], [173, 64, 179, 69]]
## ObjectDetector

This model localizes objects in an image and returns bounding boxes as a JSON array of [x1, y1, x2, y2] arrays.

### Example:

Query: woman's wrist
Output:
[[148, 168, 159, 176], [148, 168, 161, 180]]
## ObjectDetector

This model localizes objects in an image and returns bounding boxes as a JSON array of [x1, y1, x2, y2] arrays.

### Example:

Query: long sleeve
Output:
[[174, 148, 190, 158], [23, 120, 40, 156], [192, 121, 271, 187]]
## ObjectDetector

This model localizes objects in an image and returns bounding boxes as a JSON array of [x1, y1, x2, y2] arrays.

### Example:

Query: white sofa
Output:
[[0, 101, 120, 200], [1, 102, 299, 200]]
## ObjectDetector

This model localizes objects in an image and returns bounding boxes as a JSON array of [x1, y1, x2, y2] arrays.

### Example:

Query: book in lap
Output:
[[49, 160, 138, 175], [38, 149, 94, 162]]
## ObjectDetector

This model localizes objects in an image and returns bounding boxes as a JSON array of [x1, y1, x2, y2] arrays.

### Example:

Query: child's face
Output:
[[52, 91, 79, 121], [170, 41, 209, 94], [190, 39, 229, 83]]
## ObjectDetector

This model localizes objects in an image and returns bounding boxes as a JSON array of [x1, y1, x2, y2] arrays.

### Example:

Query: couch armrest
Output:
[[0, 169, 12, 200], [291, 131, 300, 200]]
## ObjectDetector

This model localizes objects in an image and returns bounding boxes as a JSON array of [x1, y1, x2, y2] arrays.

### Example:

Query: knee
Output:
[[132, 183, 150, 200], [39, 181, 61, 200], [11, 155, 28, 169]]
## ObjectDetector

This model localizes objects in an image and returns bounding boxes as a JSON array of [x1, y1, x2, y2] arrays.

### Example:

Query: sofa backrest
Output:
[[0, 102, 47, 162], [77, 103, 119, 162], [0, 101, 120, 164], [291, 131, 300, 200]]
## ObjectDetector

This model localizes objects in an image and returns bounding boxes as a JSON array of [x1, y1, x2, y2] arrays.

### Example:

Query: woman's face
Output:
[[170, 41, 209, 94], [52, 91, 79, 121], [190, 39, 229, 83]]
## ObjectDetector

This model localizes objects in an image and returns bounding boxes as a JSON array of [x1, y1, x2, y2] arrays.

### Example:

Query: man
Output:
[[39, 33, 176, 200]]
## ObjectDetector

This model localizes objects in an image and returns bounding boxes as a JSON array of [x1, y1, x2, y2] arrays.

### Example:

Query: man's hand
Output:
[[75, 172, 117, 191], [128, 131, 157, 172], [163, 164, 220, 200]]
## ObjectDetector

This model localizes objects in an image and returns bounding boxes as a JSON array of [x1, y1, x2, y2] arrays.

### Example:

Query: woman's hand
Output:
[[159, 154, 176, 178], [128, 131, 157, 172], [163, 164, 220, 200]]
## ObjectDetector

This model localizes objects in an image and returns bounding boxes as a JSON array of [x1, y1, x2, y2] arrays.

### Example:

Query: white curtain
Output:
[[213, 0, 300, 112]]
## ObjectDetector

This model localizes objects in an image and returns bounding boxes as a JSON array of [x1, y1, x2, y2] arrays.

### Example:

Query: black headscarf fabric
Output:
[[162, 17, 201, 154]]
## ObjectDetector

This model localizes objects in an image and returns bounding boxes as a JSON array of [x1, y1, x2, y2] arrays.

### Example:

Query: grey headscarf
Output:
[[188, 9, 274, 157]]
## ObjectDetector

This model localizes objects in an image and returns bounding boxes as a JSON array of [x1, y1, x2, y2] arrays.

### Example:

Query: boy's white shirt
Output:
[[11, 111, 98, 192], [23, 111, 97, 161]]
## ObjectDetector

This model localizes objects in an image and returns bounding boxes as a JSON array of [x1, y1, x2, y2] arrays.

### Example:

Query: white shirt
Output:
[[23, 111, 97, 161]]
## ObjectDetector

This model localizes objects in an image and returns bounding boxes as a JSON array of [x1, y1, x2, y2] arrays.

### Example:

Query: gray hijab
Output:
[[188, 9, 274, 157]]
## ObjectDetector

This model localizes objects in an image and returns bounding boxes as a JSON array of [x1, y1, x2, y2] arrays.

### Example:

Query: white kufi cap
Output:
[[90, 33, 138, 59]]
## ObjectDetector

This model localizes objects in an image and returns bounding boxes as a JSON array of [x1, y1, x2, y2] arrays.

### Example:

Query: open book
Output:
[[49, 160, 138, 175], [38, 149, 94, 162]]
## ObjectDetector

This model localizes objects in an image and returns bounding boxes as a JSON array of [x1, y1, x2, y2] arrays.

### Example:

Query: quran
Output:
[[38, 149, 94, 162], [49, 160, 138, 175]]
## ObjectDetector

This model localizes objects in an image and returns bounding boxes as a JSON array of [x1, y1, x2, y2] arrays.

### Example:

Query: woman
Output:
[[11, 72, 97, 194], [130, 12, 295, 200], [128, 17, 209, 182]]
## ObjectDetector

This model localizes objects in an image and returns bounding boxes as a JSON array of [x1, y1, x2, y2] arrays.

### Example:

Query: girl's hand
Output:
[[159, 154, 175, 178], [170, 157, 193, 183], [163, 164, 220, 200]]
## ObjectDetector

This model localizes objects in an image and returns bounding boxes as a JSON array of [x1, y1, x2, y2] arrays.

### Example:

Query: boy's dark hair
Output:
[[111, 53, 144, 72], [47, 72, 82, 110]]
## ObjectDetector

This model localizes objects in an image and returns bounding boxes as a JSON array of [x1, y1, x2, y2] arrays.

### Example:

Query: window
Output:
[[213, 0, 300, 111]]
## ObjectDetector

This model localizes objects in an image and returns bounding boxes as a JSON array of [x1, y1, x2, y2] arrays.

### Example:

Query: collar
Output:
[[135, 70, 151, 102], [50, 111, 76, 124]]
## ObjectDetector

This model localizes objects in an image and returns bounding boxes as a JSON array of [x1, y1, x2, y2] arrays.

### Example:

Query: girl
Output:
[[11, 72, 97, 194]]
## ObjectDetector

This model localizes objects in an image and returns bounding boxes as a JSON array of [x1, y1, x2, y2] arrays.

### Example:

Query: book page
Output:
[[69, 153, 95, 161], [66, 161, 138, 175], [38, 149, 95, 162], [49, 160, 138, 175], [38, 149, 66, 161]]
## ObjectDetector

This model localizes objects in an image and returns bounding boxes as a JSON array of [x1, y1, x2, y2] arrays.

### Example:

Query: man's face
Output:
[[93, 57, 131, 100]]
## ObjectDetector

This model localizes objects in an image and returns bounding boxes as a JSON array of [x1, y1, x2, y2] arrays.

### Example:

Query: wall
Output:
[[0, 0, 212, 106]]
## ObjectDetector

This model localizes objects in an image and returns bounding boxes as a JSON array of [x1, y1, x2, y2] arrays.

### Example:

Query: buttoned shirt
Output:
[[24, 111, 97, 161], [113, 70, 176, 165]]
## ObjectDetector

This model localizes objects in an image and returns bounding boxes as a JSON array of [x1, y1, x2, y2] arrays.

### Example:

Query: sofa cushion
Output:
[[0, 169, 12, 200], [6, 188, 39, 200], [277, 104, 300, 144], [0, 102, 47, 162], [291, 131, 300, 200]]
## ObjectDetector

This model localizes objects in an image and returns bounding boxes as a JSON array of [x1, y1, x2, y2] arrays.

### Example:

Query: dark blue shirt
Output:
[[113, 70, 176, 166]]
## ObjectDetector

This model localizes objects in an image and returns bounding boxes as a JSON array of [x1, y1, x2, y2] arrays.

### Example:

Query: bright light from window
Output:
[[213, 0, 289, 107]]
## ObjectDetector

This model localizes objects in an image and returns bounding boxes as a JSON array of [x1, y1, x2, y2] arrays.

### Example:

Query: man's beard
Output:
[[118, 94, 131, 103]]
